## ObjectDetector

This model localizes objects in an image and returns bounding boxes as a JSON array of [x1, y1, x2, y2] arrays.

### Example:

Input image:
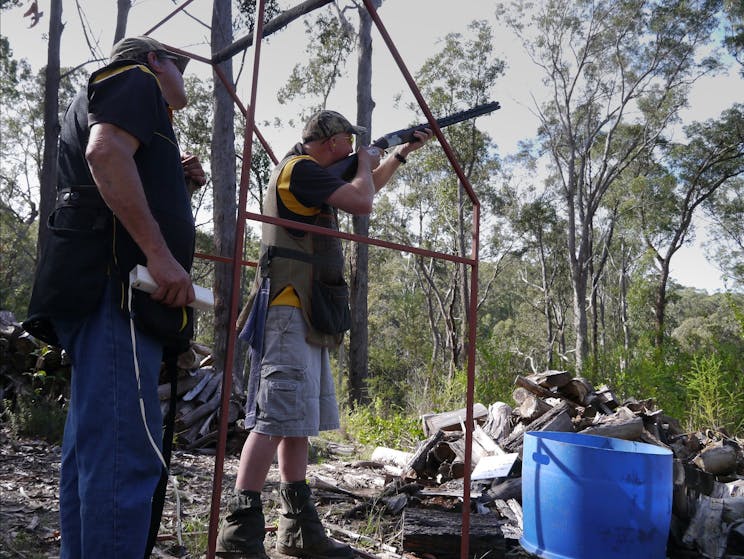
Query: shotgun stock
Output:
[[327, 101, 500, 180]]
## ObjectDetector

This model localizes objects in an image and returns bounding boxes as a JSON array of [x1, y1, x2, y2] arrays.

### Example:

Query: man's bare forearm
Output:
[[86, 123, 194, 306]]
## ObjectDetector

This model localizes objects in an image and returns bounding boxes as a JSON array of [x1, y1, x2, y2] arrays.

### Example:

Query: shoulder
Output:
[[89, 61, 158, 89]]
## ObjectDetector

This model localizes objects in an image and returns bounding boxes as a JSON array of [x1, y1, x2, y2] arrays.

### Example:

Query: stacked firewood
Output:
[[381, 370, 744, 559], [0, 310, 238, 452], [156, 343, 246, 451]]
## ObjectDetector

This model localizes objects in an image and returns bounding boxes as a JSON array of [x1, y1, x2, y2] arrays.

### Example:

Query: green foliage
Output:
[[476, 344, 528, 406], [4, 392, 66, 443], [180, 516, 209, 558], [342, 398, 423, 450], [276, 10, 354, 116], [234, 0, 282, 34], [1, 39, 84, 319], [684, 353, 744, 434]]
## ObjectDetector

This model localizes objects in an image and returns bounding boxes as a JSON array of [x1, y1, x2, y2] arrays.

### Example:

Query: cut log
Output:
[[558, 377, 594, 405], [482, 402, 513, 443], [402, 507, 506, 558], [421, 403, 488, 436], [157, 369, 209, 400], [693, 443, 738, 476], [594, 384, 619, 409], [502, 401, 574, 454], [472, 423, 504, 456], [194, 373, 222, 404], [580, 406, 644, 440], [408, 430, 444, 476], [514, 375, 557, 400], [516, 394, 552, 422], [527, 369, 571, 388], [480, 477, 523, 504], [370, 447, 413, 470], [182, 369, 215, 401], [176, 388, 220, 431], [493, 498, 523, 539], [511, 387, 530, 405]]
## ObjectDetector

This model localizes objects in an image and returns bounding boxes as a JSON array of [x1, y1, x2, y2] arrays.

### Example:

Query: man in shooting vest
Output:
[[216, 111, 431, 558], [23, 36, 205, 558]]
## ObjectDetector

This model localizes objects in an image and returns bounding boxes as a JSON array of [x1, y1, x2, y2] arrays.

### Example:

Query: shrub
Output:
[[342, 398, 423, 450], [4, 392, 66, 444]]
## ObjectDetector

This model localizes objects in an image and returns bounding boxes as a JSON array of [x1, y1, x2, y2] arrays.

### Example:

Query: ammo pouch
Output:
[[24, 185, 113, 345], [127, 286, 194, 355], [310, 279, 351, 335], [262, 246, 351, 336]]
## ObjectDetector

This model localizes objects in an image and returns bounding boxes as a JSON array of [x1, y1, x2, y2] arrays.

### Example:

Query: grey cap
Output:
[[302, 110, 367, 142], [110, 36, 190, 73]]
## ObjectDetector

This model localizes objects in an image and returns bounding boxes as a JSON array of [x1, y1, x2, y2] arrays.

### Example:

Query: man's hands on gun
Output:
[[356, 144, 383, 170], [357, 127, 433, 171], [396, 128, 433, 158]]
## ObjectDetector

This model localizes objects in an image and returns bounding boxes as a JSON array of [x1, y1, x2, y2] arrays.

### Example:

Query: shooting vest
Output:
[[242, 151, 347, 348]]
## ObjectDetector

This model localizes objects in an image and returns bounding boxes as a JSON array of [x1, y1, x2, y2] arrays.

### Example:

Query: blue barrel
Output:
[[520, 431, 673, 559]]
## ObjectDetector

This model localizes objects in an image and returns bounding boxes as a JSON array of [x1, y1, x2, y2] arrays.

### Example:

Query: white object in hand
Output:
[[129, 265, 214, 311]]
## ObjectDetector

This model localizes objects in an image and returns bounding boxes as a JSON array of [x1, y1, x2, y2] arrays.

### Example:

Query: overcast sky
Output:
[[3, 0, 743, 291]]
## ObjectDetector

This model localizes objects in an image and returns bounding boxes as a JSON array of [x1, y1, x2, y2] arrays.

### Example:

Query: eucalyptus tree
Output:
[[511, 194, 571, 369], [210, 0, 239, 379], [0, 37, 82, 316], [724, 0, 744, 73], [1, 38, 38, 316], [705, 177, 744, 289], [501, 0, 724, 372], [372, 20, 504, 375], [37, 0, 62, 256], [114, 0, 132, 43], [638, 105, 744, 350]]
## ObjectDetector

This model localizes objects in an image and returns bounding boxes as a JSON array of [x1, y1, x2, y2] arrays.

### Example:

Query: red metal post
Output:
[[206, 1, 267, 557], [145, 4, 482, 558], [360, 2, 481, 557]]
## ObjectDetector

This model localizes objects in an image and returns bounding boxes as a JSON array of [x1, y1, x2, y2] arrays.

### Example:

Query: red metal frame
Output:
[[149, 2, 480, 558]]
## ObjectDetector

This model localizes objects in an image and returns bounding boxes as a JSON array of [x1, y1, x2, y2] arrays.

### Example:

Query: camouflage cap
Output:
[[302, 110, 367, 143], [110, 36, 190, 74]]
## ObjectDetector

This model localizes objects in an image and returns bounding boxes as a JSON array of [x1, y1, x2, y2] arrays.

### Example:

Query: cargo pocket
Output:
[[257, 366, 304, 423]]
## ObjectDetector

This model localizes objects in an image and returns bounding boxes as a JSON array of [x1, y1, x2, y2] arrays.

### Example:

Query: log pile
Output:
[[156, 344, 244, 451], [1, 310, 242, 452], [366, 369, 744, 558], [4, 311, 744, 558]]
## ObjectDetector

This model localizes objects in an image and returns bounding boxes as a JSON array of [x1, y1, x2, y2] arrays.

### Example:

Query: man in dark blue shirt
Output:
[[25, 36, 205, 558]]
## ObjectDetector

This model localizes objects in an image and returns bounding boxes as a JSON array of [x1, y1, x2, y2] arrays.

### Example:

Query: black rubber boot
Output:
[[276, 481, 354, 558], [216, 489, 269, 558]]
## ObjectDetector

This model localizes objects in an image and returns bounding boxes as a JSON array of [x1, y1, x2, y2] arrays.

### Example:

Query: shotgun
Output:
[[327, 101, 500, 180]]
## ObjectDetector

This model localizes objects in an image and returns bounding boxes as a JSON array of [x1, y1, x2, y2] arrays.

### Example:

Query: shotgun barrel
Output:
[[327, 101, 501, 180]]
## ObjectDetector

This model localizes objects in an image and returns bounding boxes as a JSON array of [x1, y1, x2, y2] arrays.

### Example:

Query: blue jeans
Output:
[[53, 279, 165, 558]]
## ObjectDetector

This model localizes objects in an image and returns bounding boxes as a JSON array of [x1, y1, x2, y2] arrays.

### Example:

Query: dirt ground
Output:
[[1, 428, 529, 559]]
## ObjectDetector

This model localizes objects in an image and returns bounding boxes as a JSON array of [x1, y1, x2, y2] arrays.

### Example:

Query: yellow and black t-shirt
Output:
[[270, 144, 347, 307]]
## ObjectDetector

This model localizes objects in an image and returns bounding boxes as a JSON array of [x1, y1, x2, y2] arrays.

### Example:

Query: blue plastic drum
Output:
[[520, 431, 673, 559]]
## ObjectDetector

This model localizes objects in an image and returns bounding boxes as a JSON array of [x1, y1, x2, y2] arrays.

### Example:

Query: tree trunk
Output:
[[537, 237, 554, 368], [348, 1, 377, 407], [654, 259, 671, 351], [210, 0, 238, 388], [566, 178, 589, 373], [619, 242, 631, 372], [114, 0, 131, 43], [38, 0, 63, 258]]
